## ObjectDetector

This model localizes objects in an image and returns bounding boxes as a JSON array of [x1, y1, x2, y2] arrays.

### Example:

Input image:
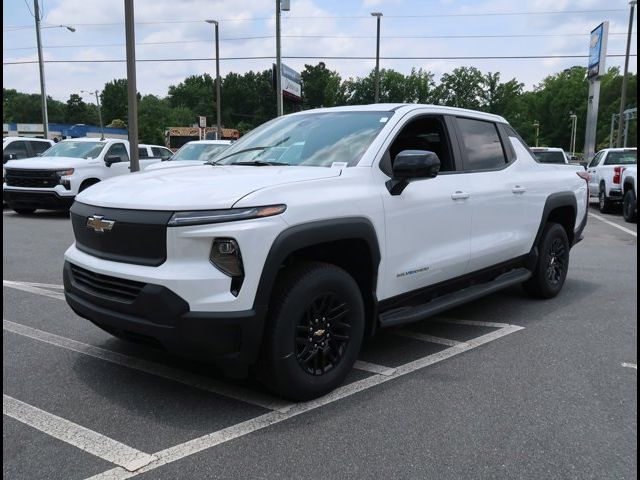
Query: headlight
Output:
[[168, 204, 286, 227], [56, 169, 74, 176]]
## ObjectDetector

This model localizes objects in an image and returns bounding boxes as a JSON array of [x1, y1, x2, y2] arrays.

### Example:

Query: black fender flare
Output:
[[623, 177, 635, 195], [532, 191, 579, 252], [252, 217, 381, 311]]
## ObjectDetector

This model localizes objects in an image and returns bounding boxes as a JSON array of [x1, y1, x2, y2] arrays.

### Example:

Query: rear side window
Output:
[[30, 141, 51, 155], [457, 118, 507, 170], [152, 147, 172, 159], [138, 147, 150, 158]]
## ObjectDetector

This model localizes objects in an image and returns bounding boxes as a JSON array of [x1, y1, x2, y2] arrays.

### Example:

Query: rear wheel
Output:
[[599, 186, 613, 213], [623, 190, 637, 223], [260, 262, 365, 401], [13, 208, 35, 215], [523, 223, 570, 299]]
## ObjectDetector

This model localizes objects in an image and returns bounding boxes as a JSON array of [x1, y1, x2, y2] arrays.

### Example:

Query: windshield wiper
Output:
[[211, 146, 272, 164], [229, 160, 289, 166]]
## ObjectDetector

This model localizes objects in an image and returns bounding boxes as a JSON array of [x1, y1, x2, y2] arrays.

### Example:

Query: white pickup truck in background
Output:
[[3, 137, 166, 214], [145, 140, 232, 172], [586, 148, 638, 213], [622, 165, 637, 223]]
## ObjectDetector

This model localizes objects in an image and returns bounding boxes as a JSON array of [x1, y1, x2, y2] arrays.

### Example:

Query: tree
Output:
[[404, 68, 438, 104], [138, 94, 171, 144], [65, 93, 98, 125], [435, 67, 486, 109], [100, 79, 129, 125], [300, 62, 344, 109], [106, 119, 126, 129], [167, 74, 216, 122]]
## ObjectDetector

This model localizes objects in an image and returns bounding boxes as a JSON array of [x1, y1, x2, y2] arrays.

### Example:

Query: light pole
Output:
[[33, 0, 75, 139], [569, 114, 577, 157], [371, 12, 383, 103], [617, 0, 637, 147], [124, 0, 139, 172], [205, 20, 222, 139], [533, 121, 540, 147], [81, 90, 104, 140], [275, 1, 290, 116]]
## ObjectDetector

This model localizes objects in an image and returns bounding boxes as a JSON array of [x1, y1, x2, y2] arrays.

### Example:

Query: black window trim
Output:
[[452, 116, 514, 174], [106, 142, 129, 163]]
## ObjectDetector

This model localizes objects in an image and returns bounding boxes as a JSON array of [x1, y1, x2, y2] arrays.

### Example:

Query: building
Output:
[[2, 123, 128, 140]]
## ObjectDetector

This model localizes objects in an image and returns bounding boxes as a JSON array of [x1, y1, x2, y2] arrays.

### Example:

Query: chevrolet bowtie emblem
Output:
[[86, 215, 115, 233]]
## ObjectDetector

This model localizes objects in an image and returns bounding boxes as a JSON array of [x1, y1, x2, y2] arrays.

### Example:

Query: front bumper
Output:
[[3, 188, 75, 210], [63, 261, 266, 372]]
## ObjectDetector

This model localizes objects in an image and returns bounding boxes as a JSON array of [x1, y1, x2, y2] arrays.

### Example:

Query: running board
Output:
[[379, 268, 532, 328]]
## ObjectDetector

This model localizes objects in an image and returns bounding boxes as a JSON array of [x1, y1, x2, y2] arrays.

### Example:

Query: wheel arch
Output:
[[533, 192, 578, 249], [253, 217, 381, 335], [79, 178, 100, 192]]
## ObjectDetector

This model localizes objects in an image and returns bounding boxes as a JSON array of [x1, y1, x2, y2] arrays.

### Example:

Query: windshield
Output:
[[533, 151, 566, 164], [42, 141, 105, 159], [215, 111, 393, 167], [604, 151, 637, 165], [172, 143, 229, 161]]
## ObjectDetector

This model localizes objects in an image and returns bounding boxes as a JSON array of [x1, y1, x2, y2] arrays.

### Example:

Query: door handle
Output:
[[512, 186, 527, 194], [451, 191, 470, 200]]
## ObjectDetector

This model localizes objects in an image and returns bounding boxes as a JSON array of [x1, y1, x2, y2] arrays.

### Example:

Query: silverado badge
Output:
[[86, 215, 115, 233]]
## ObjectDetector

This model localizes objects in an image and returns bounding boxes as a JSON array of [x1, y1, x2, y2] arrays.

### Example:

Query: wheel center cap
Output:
[[313, 329, 326, 338]]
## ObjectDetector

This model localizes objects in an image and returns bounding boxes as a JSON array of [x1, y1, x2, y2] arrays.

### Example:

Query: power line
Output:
[[3, 54, 637, 65], [3, 32, 637, 51], [1, 8, 630, 29]]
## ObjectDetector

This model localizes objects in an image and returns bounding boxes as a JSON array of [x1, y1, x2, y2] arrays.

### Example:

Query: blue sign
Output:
[[588, 23, 606, 78]]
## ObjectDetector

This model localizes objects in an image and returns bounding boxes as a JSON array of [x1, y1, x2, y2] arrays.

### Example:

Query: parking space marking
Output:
[[588, 213, 637, 237], [3, 320, 294, 413], [354, 360, 396, 376], [3, 394, 156, 472], [17, 281, 65, 289], [87, 322, 524, 479], [621, 362, 637, 370], [435, 318, 514, 329], [3, 280, 65, 301], [393, 330, 465, 347]]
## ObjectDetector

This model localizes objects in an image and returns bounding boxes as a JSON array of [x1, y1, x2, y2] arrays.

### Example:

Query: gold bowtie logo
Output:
[[86, 215, 115, 233]]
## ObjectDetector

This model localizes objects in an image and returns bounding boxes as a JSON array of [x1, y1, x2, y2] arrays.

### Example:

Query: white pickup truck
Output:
[[622, 165, 637, 222], [586, 148, 638, 213], [3, 137, 166, 214], [63, 104, 588, 400], [145, 140, 232, 172]]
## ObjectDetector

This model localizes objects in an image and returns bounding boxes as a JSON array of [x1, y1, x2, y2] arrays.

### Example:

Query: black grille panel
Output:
[[5, 169, 59, 188], [70, 264, 145, 302], [70, 202, 173, 266]]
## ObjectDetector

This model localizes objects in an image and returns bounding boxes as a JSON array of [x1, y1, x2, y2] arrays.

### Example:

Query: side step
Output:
[[379, 268, 532, 328]]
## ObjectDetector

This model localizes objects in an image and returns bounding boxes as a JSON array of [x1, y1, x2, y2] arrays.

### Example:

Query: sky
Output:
[[2, 0, 638, 102]]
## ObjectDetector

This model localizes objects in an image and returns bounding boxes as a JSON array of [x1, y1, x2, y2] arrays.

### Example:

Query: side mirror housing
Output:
[[3, 153, 16, 164], [580, 161, 588, 169], [387, 150, 441, 195], [104, 155, 120, 167]]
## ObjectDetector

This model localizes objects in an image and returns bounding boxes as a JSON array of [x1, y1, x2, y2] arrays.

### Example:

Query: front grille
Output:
[[70, 264, 145, 302], [5, 169, 59, 188], [70, 202, 173, 267]]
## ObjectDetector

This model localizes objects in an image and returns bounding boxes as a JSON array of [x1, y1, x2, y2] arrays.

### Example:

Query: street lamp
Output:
[[371, 12, 383, 103], [569, 114, 578, 157], [533, 121, 540, 147], [81, 90, 104, 140], [33, 0, 75, 139], [205, 20, 222, 139], [617, 0, 637, 147], [275, 1, 291, 117]]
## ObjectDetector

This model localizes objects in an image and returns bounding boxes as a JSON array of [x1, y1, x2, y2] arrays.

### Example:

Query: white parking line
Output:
[[434, 318, 513, 329], [353, 360, 396, 376], [3, 394, 156, 472], [19, 281, 65, 289], [621, 362, 637, 370], [589, 213, 637, 237], [3, 320, 293, 413], [87, 323, 524, 479], [3, 280, 65, 300], [393, 329, 465, 347]]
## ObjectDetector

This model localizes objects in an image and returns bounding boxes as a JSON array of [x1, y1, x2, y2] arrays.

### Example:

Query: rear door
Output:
[[587, 151, 605, 195]]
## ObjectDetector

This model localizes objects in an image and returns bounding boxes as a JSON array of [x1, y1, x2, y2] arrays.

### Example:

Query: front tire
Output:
[[523, 223, 570, 299], [623, 190, 637, 223], [260, 262, 365, 401]]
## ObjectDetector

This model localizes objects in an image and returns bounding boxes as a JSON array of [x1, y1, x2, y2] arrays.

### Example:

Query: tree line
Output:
[[3, 63, 637, 152]]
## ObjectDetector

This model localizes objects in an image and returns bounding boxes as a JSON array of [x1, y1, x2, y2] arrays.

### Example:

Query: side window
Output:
[[30, 141, 52, 155], [105, 143, 129, 163], [138, 147, 150, 158], [152, 147, 172, 159], [457, 117, 507, 170], [381, 115, 456, 176], [4, 141, 29, 159], [588, 152, 603, 168]]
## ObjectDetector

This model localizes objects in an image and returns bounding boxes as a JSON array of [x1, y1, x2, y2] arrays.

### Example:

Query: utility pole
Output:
[[206, 20, 222, 139], [371, 12, 383, 103], [34, 0, 48, 139], [124, 0, 139, 172], [275, 0, 283, 116], [81, 90, 104, 139], [569, 114, 577, 157], [533, 121, 540, 147], [617, 0, 637, 147]]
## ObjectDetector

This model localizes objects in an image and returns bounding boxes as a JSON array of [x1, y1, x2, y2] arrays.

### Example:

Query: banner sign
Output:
[[588, 22, 608, 79]]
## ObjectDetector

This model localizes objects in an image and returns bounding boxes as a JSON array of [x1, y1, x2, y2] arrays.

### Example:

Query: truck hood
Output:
[[4, 157, 96, 170], [77, 165, 342, 210], [144, 160, 205, 171]]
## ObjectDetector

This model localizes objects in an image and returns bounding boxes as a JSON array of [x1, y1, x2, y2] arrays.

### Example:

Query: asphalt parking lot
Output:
[[3, 203, 637, 480]]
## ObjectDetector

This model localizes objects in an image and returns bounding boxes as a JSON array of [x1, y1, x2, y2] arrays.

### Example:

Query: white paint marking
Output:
[[353, 360, 396, 376], [3, 320, 293, 413], [393, 329, 465, 347], [3, 394, 156, 472], [589, 213, 637, 237], [87, 323, 524, 480], [434, 318, 513, 329], [3, 280, 65, 301], [621, 362, 637, 370], [22, 281, 65, 290]]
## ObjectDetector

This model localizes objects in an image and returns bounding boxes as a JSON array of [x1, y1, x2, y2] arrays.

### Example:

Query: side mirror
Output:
[[387, 150, 441, 195], [3, 153, 16, 163], [104, 155, 120, 167], [580, 161, 588, 169]]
